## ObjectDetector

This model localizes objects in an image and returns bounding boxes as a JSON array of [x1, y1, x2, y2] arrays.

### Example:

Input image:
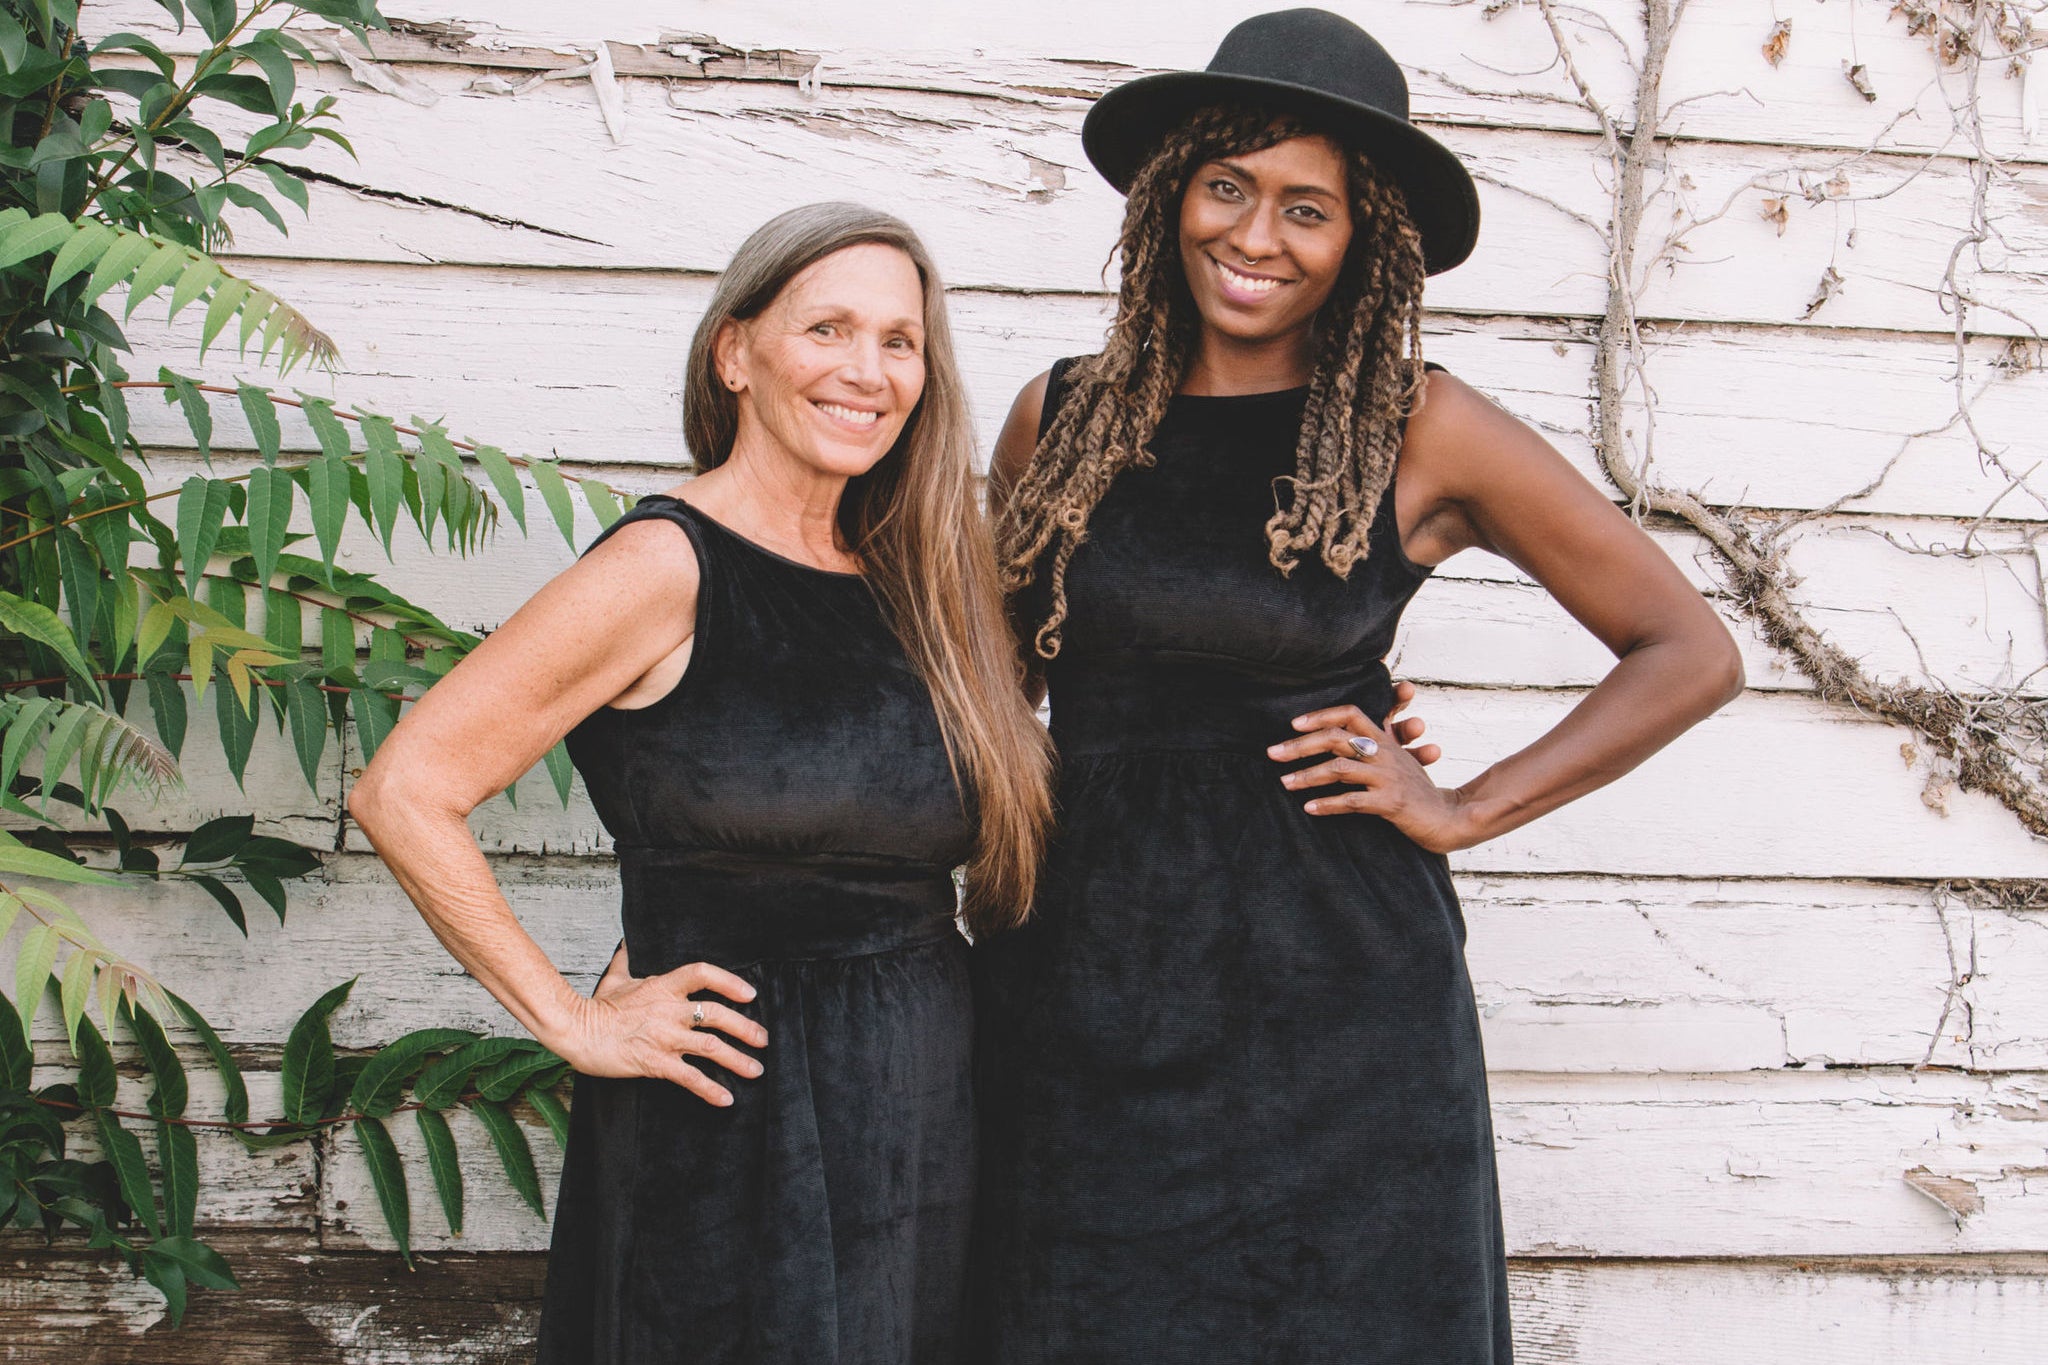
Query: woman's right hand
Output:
[[551, 947, 769, 1107]]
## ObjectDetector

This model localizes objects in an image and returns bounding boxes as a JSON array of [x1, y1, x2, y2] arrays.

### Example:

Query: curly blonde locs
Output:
[[994, 105, 1431, 660], [684, 204, 1052, 933]]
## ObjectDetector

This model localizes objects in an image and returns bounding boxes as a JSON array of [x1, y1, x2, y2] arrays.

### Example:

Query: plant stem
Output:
[[0, 671, 409, 701], [32, 1089, 519, 1132], [78, 1, 280, 216]]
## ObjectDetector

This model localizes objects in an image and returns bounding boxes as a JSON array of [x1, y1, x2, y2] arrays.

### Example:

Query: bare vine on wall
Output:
[[1532, 0, 2048, 838]]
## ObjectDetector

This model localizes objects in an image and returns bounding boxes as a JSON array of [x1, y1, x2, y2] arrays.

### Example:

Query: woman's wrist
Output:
[[524, 977, 594, 1061], [1442, 781, 1516, 851]]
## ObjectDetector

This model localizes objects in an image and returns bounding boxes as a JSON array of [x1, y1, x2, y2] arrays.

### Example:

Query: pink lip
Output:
[[1208, 255, 1296, 306]]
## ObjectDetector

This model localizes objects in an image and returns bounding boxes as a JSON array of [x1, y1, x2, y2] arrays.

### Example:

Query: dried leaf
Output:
[[1762, 19, 1792, 67], [1760, 196, 1789, 237], [1893, 3, 1939, 40], [1843, 61, 1878, 102], [1801, 265, 1845, 319]]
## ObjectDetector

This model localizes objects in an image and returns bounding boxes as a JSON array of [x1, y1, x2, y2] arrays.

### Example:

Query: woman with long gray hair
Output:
[[352, 202, 1050, 1363]]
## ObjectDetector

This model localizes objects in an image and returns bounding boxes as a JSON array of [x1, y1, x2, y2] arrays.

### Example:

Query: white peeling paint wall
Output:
[[33, 1, 2048, 1359]]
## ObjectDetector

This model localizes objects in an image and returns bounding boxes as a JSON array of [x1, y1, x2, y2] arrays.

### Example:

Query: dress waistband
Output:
[[617, 848, 960, 971], [1049, 655, 1395, 759]]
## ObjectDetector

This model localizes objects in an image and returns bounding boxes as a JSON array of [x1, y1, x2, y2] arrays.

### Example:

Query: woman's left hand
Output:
[[1267, 702, 1477, 854]]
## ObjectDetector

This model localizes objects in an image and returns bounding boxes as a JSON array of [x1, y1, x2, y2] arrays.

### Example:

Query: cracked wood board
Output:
[[27, 856, 2048, 1073], [415, 687, 2048, 878], [105, 439, 2048, 704], [5, 854, 611, 1049], [15, 1068, 320, 1231], [91, 0, 2048, 162], [0, 1230, 547, 1361], [1506, 1255, 2048, 1364], [2, 684, 340, 843], [4, 1233, 2041, 1364], [306, 1068, 2048, 1256], [114, 262, 2048, 523], [1463, 875, 2048, 1074], [21, 1054, 2048, 1259], [1491, 1070, 2048, 1257], [1438, 688, 2048, 878], [85, 59, 2044, 338]]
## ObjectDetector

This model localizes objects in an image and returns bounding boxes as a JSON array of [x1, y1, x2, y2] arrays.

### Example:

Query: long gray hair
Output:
[[681, 203, 1051, 933]]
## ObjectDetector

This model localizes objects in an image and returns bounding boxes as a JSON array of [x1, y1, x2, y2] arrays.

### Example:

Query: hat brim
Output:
[[1081, 71, 1480, 276]]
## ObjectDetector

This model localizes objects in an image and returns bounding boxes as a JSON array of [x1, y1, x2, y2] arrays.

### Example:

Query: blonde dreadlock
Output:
[[995, 104, 1430, 659]]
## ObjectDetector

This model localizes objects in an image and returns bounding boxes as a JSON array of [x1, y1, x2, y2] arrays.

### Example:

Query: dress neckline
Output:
[[645, 494, 866, 580], [1169, 384, 1310, 404]]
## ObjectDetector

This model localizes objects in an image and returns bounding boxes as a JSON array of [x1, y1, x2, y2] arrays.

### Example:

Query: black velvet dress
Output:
[[971, 361, 1513, 1363], [536, 495, 977, 1364]]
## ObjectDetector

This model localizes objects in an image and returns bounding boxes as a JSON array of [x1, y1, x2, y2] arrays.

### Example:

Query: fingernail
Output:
[[1281, 774, 1299, 788], [1304, 801, 1321, 813], [747, 1061, 764, 1078], [1292, 716, 1312, 729], [717, 1091, 734, 1106], [1266, 743, 1284, 757]]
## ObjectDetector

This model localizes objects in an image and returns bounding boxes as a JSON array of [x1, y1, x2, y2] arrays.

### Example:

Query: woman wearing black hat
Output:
[[971, 9, 1743, 1361]]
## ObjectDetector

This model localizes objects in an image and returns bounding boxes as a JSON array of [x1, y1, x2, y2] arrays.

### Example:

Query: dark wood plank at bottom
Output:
[[0, 1232, 544, 1364]]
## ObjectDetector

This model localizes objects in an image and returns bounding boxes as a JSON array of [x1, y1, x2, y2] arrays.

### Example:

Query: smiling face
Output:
[[715, 241, 928, 480], [1176, 132, 1355, 374]]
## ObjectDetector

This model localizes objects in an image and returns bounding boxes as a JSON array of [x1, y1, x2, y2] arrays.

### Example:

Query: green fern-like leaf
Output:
[[0, 213, 338, 370]]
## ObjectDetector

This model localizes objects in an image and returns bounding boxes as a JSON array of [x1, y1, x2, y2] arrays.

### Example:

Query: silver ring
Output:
[[1347, 735, 1380, 760], [691, 1002, 706, 1028]]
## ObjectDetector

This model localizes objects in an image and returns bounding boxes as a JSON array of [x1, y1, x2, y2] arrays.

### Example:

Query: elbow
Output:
[[348, 759, 398, 845], [1706, 622, 1746, 710]]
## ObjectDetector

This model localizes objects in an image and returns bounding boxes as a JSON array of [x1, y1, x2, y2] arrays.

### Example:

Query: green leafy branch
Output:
[[2, 970, 563, 1320], [0, 207, 335, 373]]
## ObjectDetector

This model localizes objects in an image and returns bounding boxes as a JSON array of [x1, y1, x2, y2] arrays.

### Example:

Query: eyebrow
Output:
[[799, 306, 925, 332], [1210, 159, 1342, 201]]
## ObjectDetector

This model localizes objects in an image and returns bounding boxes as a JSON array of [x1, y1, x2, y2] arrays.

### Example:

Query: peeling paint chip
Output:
[[1903, 1165, 1984, 1218]]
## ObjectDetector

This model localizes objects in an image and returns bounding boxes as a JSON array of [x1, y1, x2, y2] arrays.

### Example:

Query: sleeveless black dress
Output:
[[971, 362, 1513, 1363], [535, 495, 978, 1364]]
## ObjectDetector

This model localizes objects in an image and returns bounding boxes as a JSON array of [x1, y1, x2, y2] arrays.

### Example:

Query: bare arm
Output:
[[1273, 371, 1745, 850], [349, 518, 766, 1103]]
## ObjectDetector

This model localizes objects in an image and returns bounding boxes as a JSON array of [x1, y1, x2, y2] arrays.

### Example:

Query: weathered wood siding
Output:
[[6, 0, 2047, 1358]]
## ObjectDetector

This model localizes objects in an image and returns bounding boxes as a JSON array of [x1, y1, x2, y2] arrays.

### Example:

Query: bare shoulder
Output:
[[1403, 367, 1523, 464], [989, 369, 1052, 507], [580, 512, 699, 594], [526, 512, 701, 643], [1404, 368, 1584, 500]]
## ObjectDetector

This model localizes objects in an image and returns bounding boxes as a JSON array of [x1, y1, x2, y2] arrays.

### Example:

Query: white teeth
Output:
[[1218, 261, 1284, 294], [816, 402, 879, 427]]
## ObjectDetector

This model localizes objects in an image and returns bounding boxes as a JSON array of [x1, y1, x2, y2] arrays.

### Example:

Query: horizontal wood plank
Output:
[[116, 265, 2048, 523], [15, 862, 2048, 1072], [80, 59, 2041, 336], [91, 0, 2048, 162], [411, 687, 2048, 879], [2, 1231, 2043, 1363]]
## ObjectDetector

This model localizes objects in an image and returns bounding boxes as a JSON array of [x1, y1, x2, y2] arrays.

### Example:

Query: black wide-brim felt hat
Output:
[[1081, 8, 1480, 275]]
